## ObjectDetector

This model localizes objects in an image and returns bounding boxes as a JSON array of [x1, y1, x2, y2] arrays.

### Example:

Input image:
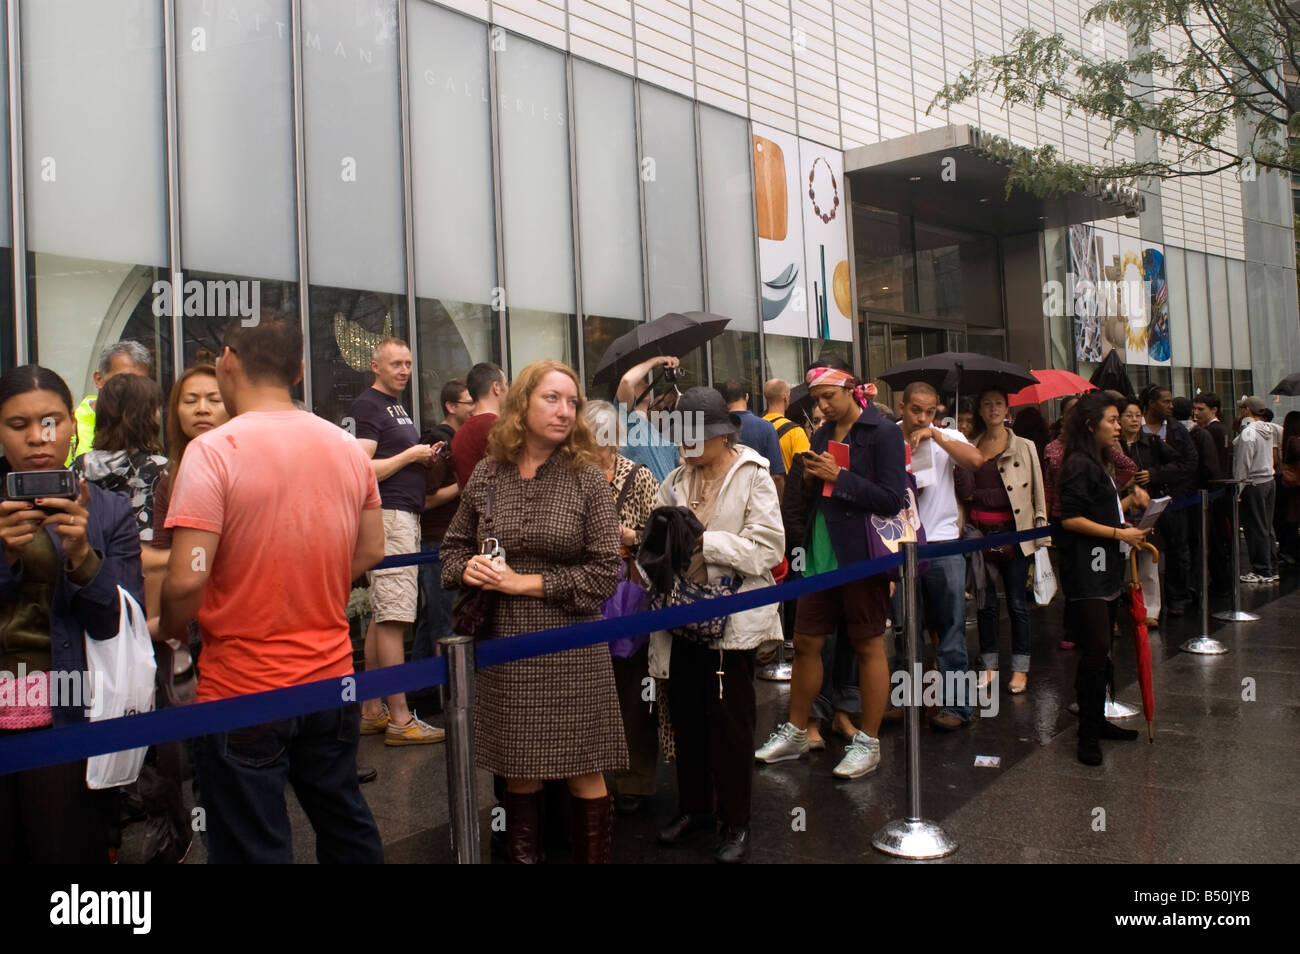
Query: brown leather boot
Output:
[[502, 790, 543, 864], [570, 794, 613, 864]]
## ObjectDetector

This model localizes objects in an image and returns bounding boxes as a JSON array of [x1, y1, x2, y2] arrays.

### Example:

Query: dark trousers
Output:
[[611, 643, 659, 797], [196, 705, 383, 864], [1158, 508, 1191, 608], [1073, 597, 1118, 738], [1241, 481, 1277, 575], [0, 738, 109, 864], [668, 640, 756, 827]]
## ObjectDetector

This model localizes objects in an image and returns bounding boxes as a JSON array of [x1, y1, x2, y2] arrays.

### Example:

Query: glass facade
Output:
[[0, 0, 1264, 432]]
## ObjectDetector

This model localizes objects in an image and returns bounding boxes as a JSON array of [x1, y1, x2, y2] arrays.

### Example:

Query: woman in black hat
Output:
[[649, 387, 784, 863]]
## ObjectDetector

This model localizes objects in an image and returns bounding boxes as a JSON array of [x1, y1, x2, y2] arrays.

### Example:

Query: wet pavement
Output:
[[132, 565, 1299, 864]]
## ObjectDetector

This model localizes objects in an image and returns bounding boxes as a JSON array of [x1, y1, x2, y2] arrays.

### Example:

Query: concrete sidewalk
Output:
[[142, 571, 1298, 864]]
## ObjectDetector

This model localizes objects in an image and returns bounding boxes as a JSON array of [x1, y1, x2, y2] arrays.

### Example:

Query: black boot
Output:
[[1075, 665, 1104, 766]]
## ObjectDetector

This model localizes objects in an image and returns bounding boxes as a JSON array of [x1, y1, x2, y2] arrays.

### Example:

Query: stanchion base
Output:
[[872, 819, 957, 859], [757, 662, 792, 681], [1211, 610, 1259, 622], [1066, 699, 1139, 717], [1181, 636, 1230, 655]]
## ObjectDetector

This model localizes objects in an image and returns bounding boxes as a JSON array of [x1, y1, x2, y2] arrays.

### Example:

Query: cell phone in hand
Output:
[[5, 470, 78, 513]]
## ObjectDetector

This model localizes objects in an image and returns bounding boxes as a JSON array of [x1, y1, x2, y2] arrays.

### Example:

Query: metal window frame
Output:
[[397, 0, 420, 429], [162, 0, 183, 380], [6, 0, 25, 364], [290, 0, 311, 410]]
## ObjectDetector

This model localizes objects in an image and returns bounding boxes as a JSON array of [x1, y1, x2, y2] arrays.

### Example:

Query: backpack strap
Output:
[[614, 462, 647, 513], [774, 418, 799, 439]]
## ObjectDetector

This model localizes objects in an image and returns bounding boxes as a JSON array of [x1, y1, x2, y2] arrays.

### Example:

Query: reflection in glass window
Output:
[[712, 330, 759, 414], [180, 271, 296, 368], [302, 0, 408, 426], [853, 205, 912, 313]]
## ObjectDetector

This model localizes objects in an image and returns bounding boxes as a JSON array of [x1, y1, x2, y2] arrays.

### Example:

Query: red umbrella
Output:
[[1127, 544, 1158, 742], [1008, 369, 1097, 407]]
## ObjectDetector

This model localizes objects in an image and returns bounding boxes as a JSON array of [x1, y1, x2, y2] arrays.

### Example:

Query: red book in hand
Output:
[[822, 441, 850, 496]]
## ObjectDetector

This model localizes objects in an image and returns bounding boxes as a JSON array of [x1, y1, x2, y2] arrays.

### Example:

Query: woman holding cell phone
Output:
[[755, 361, 907, 781], [0, 365, 144, 862]]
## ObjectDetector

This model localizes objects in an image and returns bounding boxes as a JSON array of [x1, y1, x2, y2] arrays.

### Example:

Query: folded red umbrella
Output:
[[1127, 544, 1158, 742], [1008, 369, 1097, 407]]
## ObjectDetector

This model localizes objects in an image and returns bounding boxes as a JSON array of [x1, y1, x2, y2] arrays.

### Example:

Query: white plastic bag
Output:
[[1032, 547, 1058, 606], [85, 587, 157, 789]]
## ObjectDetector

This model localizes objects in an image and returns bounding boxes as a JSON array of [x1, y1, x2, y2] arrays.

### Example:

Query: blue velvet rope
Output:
[[0, 490, 1222, 775]]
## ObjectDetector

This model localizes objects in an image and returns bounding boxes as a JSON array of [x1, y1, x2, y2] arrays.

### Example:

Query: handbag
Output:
[[862, 443, 927, 579], [85, 587, 157, 790], [606, 561, 650, 658], [450, 463, 498, 639], [648, 573, 739, 647], [973, 515, 1018, 562], [1032, 547, 1058, 605]]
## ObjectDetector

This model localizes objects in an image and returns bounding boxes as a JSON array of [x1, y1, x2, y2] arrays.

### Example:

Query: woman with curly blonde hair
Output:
[[441, 360, 626, 863]]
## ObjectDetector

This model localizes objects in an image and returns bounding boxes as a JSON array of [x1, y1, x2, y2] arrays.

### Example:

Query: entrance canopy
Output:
[[844, 124, 1144, 236]]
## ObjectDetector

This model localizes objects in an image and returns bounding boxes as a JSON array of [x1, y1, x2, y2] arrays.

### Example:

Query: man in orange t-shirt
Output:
[[161, 314, 386, 864]]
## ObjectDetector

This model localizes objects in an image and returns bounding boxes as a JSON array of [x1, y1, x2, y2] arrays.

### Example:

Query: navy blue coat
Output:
[[802, 403, 908, 565], [0, 482, 144, 728]]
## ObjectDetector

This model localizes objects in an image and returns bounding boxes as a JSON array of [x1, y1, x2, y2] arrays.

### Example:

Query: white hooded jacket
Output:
[[647, 444, 785, 679]]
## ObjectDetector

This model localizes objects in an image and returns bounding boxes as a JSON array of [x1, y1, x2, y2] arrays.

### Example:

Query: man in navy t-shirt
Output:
[[718, 379, 786, 500], [349, 337, 443, 746]]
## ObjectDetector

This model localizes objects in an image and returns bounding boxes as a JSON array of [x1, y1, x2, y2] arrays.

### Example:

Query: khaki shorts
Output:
[[368, 508, 421, 624]]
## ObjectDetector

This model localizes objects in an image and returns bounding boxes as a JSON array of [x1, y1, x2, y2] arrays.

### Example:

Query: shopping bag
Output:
[[85, 587, 157, 790], [1032, 548, 1058, 606]]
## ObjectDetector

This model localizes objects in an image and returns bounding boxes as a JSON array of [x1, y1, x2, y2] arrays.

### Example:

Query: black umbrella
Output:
[[785, 383, 813, 428], [1089, 349, 1135, 398], [1270, 372, 1300, 396], [879, 351, 1037, 396], [591, 311, 731, 386]]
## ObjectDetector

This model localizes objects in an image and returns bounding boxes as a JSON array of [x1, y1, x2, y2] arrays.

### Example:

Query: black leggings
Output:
[[1073, 597, 1118, 674]]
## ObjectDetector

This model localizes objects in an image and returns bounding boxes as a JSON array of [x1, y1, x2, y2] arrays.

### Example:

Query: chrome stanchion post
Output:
[[439, 635, 481, 864], [873, 541, 956, 859], [1185, 489, 1229, 653], [1213, 479, 1259, 623]]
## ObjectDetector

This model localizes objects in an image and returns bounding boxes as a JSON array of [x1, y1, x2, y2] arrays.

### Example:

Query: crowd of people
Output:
[[0, 314, 1296, 865]]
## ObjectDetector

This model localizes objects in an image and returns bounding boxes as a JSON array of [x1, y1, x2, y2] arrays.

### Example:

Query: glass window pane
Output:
[[180, 272, 296, 367], [1164, 247, 1191, 368], [408, 1, 499, 412], [764, 334, 807, 395], [700, 106, 757, 331], [22, 0, 166, 266], [641, 84, 702, 317], [711, 330, 760, 414], [573, 60, 641, 324], [1226, 258, 1250, 369], [853, 205, 912, 314], [1185, 252, 1210, 369], [409, 1, 494, 305], [22, 0, 171, 398], [498, 35, 574, 318], [178, 0, 295, 282], [1207, 256, 1231, 371], [302, 0, 404, 296], [302, 0, 407, 424]]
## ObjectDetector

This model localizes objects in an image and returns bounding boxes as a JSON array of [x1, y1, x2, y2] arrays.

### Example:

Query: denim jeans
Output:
[[978, 550, 1032, 674], [412, 542, 454, 661], [196, 705, 383, 864], [920, 553, 972, 719]]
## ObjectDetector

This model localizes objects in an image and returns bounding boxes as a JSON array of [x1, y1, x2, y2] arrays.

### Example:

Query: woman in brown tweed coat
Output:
[[441, 360, 626, 863]]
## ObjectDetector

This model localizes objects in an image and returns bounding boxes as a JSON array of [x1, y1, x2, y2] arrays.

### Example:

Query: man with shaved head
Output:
[[762, 377, 810, 474]]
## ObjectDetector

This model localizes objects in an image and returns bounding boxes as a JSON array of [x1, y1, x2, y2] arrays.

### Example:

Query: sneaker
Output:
[[1240, 573, 1265, 585], [1263, 573, 1281, 584], [359, 703, 390, 735], [754, 722, 810, 763], [384, 711, 446, 746], [832, 732, 881, 779]]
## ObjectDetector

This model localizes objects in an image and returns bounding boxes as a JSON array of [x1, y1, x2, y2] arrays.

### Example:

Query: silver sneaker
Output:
[[1240, 572, 1264, 584], [1263, 574, 1281, 584], [832, 732, 881, 779], [755, 722, 810, 763]]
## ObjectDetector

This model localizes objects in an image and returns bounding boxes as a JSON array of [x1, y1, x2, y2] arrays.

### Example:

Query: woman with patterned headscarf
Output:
[[755, 361, 908, 781]]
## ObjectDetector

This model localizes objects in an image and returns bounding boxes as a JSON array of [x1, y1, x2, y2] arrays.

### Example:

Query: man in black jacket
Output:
[[1173, 396, 1223, 603], [1194, 392, 1234, 595], [1141, 386, 1197, 614]]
